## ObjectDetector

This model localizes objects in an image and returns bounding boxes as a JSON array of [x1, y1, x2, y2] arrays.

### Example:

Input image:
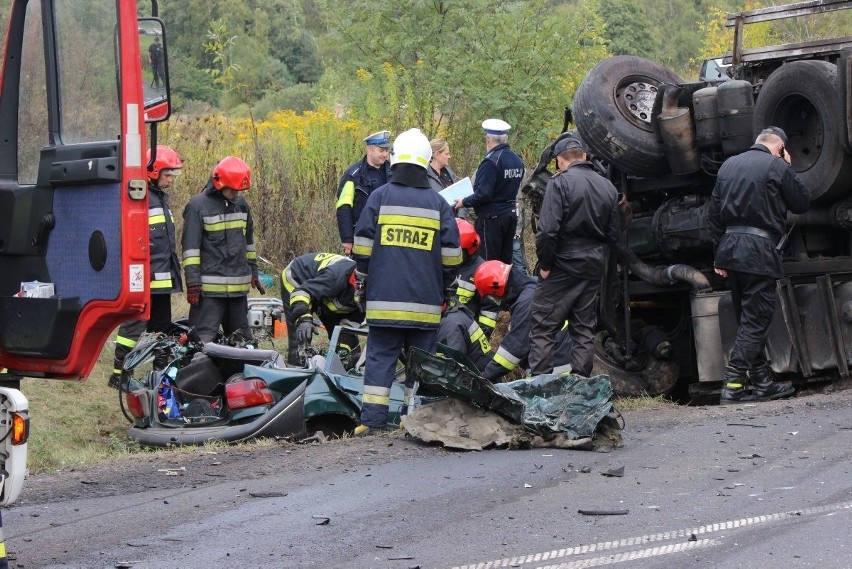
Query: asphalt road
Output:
[[5, 390, 852, 568]]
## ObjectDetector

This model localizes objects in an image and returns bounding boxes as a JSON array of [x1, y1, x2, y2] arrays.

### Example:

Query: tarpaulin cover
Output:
[[494, 374, 613, 438]]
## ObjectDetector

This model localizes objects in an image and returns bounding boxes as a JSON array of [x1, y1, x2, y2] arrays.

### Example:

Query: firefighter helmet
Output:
[[146, 145, 182, 181], [390, 128, 431, 169], [212, 156, 251, 191], [456, 218, 480, 256], [474, 260, 511, 299]]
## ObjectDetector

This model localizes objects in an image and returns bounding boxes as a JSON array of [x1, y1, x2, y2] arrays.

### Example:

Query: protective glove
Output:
[[352, 270, 367, 312], [252, 277, 266, 295], [443, 287, 456, 314], [186, 284, 201, 306], [295, 317, 315, 344]]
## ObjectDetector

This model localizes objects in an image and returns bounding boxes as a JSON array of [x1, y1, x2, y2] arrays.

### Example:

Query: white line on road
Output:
[[452, 499, 852, 569]]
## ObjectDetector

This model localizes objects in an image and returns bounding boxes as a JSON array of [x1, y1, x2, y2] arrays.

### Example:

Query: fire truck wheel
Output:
[[574, 55, 682, 177], [754, 60, 852, 204]]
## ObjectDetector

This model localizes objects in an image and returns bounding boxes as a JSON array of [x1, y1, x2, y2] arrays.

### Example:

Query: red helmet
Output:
[[212, 156, 252, 191], [145, 145, 182, 181], [455, 218, 480, 256], [474, 260, 511, 298]]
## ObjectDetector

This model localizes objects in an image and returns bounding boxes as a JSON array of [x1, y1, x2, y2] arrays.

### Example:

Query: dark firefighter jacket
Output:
[[708, 144, 810, 278], [148, 182, 182, 294], [335, 156, 391, 244], [281, 252, 361, 321], [352, 175, 462, 329], [454, 254, 500, 335], [483, 268, 537, 381], [462, 143, 525, 216], [182, 182, 258, 297], [535, 161, 621, 279], [437, 305, 493, 372]]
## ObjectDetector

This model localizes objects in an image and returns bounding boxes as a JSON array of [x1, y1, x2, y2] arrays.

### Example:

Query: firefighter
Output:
[[335, 130, 392, 256], [280, 252, 364, 366], [352, 128, 462, 435], [454, 118, 525, 263], [453, 218, 499, 337], [709, 126, 810, 404], [110, 145, 183, 388], [436, 305, 493, 373], [472, 260, 537, 381], [182, 156, 265, 343]]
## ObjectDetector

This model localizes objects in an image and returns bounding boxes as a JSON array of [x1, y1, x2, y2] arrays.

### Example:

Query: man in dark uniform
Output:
[[335, 130, 392, 256], [182, 156, 265, 343], [352, 128, 461, 435], [452, 218, 499, 337], [148, 36, 165, 89], [454, 119, 525, 264], [280, 252, 363, 365], [528, 137, 621, 378], [709, 127, 810, 404], [110, 145, 183, 388]]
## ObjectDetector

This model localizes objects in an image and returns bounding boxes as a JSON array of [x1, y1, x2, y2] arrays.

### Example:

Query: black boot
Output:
[[749, 365, 795, 401], [719, 365, 758, 405]]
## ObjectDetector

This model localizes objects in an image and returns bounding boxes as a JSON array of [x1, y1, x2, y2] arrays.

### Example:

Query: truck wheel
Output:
[[591, 333, 679, 397], [574, 55, 683, 177], [753, 60, 852, 204]]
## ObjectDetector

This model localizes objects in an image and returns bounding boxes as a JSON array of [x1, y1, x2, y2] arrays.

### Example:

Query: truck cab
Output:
[[0, 0, 171, 507]]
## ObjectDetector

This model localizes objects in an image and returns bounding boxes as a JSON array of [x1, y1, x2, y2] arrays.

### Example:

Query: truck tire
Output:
[[753, 60, 852, 204], [574, 55, 683, 177]]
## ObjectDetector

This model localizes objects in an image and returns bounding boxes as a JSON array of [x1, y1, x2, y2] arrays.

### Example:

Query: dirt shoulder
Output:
[[14, 388, 852, 508]]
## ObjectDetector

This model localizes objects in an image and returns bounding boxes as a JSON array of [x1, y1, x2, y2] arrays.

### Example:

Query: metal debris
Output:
[[601, 466, 625, 478], [578, 509, 629, 516], [249, 491, 287, 498]]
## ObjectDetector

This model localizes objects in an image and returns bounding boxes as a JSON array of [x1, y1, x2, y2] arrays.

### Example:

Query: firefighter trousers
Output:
[[727, 270, 775, 371], [529, 269, 599, 377], [188, 295, 252, 344], [360, 326, 437, 428], [113, 293, 172, 376]]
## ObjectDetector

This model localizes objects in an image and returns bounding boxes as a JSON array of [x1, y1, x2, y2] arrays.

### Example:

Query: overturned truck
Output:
[[523, 0, 852, 399]]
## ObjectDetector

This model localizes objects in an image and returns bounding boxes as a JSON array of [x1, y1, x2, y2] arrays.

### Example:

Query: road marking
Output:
[[452, 499, 852, 569]]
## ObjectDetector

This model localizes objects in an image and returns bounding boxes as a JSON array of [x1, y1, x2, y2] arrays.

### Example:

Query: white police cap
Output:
[[363, 130, 391, 148], [482, 118, 511, 135]]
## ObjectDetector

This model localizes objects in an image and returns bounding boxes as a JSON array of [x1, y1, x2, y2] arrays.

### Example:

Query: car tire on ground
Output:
[[574, 55, 683, 177], [753, 60, 852, 204]]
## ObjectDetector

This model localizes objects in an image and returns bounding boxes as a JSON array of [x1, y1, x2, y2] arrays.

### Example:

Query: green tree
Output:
[[315, 0, 608, 161], [596, 0, 654, 56]]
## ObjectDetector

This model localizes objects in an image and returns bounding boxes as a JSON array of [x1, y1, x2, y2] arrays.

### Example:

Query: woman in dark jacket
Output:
[[426, 138, 459, 192]]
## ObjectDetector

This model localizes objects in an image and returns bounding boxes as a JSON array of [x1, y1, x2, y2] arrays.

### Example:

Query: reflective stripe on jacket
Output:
[[280, 252, 359, 321], [182, 183, 258, 298], [483, 270, 536, 381], [148, 184, 182, 294], [353, 181, 462, 329], [335, 156, 391, 243]]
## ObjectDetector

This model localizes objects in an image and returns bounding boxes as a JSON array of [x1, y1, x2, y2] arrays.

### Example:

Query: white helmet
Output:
[[390, 128, 432, 169]]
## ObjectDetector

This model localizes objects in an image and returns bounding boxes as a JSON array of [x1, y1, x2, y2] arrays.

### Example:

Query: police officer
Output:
[[352, 128, 462, 435], [182, 156, 265, 343], [528, 136, 621, 377], [452, 218, 499, 337], [110, 145, 183, 388], [455, 119, 525, 264], [335, 130, 392, 256], [280, 252, 363, 365], [709, 126, 810, 404]]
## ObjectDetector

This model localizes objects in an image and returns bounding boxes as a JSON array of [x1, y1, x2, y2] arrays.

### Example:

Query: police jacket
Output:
[[483, 268, 536, 381], [454, 254, 500, 336], [535, 161, 621, 279], [182, 182, 258, 297], [437, 306, 493, 373], [335, 156, 391, 244], [426, 164, 458, 193], [352, 166, 462, 329], [148, 182, 182, 294], [462, 143, 525, 216], [281, 252, 360, 321], [709, 144, 810, 278]]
